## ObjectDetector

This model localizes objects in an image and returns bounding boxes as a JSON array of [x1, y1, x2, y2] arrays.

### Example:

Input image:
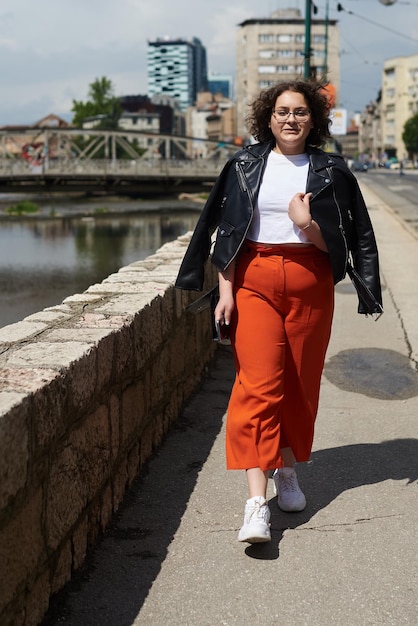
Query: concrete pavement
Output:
[[41, 182, 418, 626]]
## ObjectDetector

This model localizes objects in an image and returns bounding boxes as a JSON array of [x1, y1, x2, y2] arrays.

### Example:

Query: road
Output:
[[355, 168, 418, 234]]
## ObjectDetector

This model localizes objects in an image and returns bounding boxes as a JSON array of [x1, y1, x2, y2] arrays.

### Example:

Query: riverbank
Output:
[[0, 192, 205, 220]]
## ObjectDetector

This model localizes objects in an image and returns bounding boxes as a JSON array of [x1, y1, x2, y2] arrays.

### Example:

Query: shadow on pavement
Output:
[[245, 437, 418, 560], [41, 346, 234, 626], [41, 344, 418, 623]]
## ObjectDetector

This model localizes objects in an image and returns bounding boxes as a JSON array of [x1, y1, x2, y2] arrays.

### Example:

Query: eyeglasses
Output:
[[272, 108, 311, 122]]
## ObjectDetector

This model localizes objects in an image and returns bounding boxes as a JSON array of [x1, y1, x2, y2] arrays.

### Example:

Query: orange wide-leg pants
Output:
[[226, 241, 334, 471]]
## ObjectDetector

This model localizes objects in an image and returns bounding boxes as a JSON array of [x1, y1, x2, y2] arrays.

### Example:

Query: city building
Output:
[[208, 72, 234, 99], [147, 37, 208, 111], [185, 92, 236, 158], [380, 53, 418, 160], [235, 8, 340, 139], [359, 98, 382, 162]]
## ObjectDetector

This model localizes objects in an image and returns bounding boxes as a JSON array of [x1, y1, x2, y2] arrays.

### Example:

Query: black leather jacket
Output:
[[175, 142, 382, 314]]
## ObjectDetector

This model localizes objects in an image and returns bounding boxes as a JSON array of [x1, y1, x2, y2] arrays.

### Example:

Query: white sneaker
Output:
[[273, 467, 306, 512], [237, 496, 271, 543]]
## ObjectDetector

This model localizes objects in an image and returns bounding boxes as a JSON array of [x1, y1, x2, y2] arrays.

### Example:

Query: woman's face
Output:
[[270, 90, 314, 155]]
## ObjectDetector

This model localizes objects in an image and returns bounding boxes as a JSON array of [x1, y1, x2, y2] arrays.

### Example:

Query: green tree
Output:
[[402, 112, 418, 158], [71, 77, 122, 129]]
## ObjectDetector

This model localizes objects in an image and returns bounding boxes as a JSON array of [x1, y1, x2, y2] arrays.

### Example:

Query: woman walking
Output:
[[175, 80, 382, 544]]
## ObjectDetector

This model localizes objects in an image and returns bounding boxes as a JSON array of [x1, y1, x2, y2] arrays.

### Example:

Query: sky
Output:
[[0, 0, 418, 127]]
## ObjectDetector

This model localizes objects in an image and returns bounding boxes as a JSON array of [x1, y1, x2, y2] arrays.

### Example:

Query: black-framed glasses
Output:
[[272, 108, 311, 122]]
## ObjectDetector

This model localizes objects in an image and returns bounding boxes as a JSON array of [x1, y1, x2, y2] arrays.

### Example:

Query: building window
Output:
[[386, 88, 395, 99], [409, 68, 418, 81], [277, 49, 294, 58], [259, 34, 274, 43], [385, 67, 395, 79], [277, 65, 295, 74], [312, 35, 325, 44], [277, 34, 294, 43], [295, 34, 304, 43], [259, 80, 276, 89], [259, 65, 276, 74], [259, 50, 276, 59]]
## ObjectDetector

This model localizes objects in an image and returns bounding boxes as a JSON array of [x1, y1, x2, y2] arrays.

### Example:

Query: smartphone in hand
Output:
[[215, 320, 231, 345]]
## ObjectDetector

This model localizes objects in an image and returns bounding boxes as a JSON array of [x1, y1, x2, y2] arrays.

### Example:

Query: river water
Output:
[[0, 196, 201, 329]]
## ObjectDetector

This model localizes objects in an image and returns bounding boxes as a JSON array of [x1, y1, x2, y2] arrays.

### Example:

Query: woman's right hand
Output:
[[214, 291, 235, 327], [215, 264, 236, 326]]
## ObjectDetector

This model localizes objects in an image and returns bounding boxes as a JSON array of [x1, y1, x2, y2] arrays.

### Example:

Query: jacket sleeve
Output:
[[348, 173, 383, 314], [175, 159, 232, 291]]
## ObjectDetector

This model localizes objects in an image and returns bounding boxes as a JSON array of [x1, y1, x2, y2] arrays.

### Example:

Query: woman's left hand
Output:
[[288, 192, 312, 230]]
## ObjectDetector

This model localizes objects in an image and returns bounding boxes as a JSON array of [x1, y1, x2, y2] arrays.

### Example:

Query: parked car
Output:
[[352, 161, 370, 171]]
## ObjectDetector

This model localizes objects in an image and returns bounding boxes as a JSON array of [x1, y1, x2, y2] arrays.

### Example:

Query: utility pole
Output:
[[324, 0, 329, 79], [304, 0, 312, 79]]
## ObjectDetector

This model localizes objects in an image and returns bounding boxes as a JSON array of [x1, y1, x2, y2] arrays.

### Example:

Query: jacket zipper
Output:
[[223, 161, 257, 269], [327, 166, 350, 269]]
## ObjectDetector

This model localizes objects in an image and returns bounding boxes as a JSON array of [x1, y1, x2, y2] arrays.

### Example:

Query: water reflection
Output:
[[0, 211, 199, 328]]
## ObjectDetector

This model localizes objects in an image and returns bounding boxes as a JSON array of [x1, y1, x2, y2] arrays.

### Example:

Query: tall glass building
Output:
[[147, 37, 208, 111]]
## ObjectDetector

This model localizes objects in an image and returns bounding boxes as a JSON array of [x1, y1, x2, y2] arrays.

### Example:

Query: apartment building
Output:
[[147, 37, 208, 111], [358, 99, 382, 161], [235, 8, 340, 139], [381, 53, 418, 160], [185, 92, 236, 157]]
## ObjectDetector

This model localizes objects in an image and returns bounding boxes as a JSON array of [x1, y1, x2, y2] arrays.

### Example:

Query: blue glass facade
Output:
[[147, 38, 208, 111]]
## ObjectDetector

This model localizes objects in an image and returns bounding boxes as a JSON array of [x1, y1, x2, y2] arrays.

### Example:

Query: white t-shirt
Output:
[[247, 151, 310, 244]]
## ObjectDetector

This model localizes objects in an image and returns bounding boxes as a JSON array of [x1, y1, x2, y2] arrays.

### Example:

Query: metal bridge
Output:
[[0, 127, 238, 194]]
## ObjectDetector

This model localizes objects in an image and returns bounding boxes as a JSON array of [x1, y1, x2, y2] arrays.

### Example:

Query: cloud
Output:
[[0, 0, 417, 124]]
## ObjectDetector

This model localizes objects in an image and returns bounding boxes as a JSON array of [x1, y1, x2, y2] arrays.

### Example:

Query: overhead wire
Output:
[[335, 3, 418, 45]]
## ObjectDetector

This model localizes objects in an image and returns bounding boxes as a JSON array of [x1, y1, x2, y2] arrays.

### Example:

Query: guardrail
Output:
[[0, 159, 225, 194]]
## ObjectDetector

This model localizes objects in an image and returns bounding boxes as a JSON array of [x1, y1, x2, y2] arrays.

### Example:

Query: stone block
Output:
[[66, 349, 97, 417], [0, 396, 30, 510], [95, 332, 115, 391], [24, 568, 51, 626], [46, 406, 110, 551], [120, 381, 146, 448], [23, 311, 71, 323], [6, 341, 92, 371], [31, 374, 68, 451], [93, 294, 152, 316], [112, 324, 135, 381], [100, 484, 113, 532], [127, 443, 140, 486], [43, 328, 110, 343], [109, 394, 120, 461], [72, 516, 88, 571], [0, 489, 44, 611], [0, 367, 58, 394], [50, 539, 72, 596], [112, 459, 128, 512], [133, 298, 163, 371], [0, 321, 47, 344], [161, 285, 176, 337], [139, 422, 156, 466], [149, 348, 172, 410]]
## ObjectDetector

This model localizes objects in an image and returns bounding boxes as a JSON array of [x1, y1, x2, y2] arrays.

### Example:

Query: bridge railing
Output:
[[0, 157, 225, 179]]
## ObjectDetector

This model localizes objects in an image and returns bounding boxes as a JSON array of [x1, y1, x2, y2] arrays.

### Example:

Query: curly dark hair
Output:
[[246, 79, 332, 147]]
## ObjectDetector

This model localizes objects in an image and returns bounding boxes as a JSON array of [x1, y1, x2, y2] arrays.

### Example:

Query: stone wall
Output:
[[0, 233, 218, 626]]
